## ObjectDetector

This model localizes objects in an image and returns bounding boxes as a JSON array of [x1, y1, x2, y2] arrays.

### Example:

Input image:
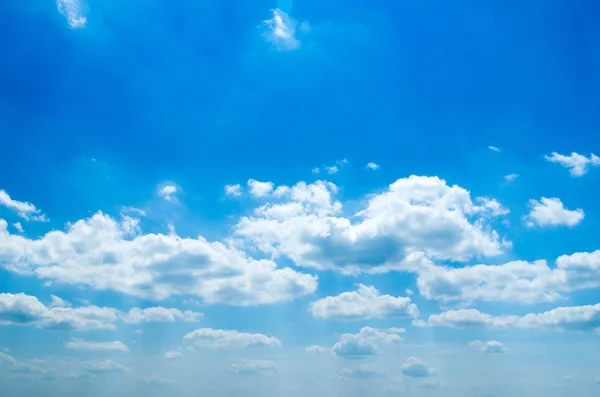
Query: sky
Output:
[[1, 0, 600, 396]]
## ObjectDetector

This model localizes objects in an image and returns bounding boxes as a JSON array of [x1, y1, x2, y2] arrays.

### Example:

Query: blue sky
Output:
[[1, 0, 600, 396]]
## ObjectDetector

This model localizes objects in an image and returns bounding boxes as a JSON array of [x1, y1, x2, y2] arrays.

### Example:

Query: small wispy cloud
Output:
[[544, 152, 600, 177], [366, 162, 380, 170], [158, 184, 178, 202], [504, 174, 519, 183], [488, 146, 500, 152], [0, 190, 48, 222], [225, 184, 243, 198], [57, 0, 87, 28], [262, 9, 302, 51]]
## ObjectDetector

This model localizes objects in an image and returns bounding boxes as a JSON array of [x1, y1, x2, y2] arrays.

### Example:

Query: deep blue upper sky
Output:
[[0, 1, 599, 396]]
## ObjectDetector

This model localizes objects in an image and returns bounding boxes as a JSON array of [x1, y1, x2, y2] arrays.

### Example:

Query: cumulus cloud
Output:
[[183, 328, 281, 349], [366, 162, 380, 170], [121, 307, 202, 324], [262, 9, 301, 51], [525, 198, 584, 227], [225, 184, 243, 198], [81, 360, 126, 374], [0, 212, 317, 306], [401, 357, 437, 378], [235, 176, 509, 274], [57, 0, 87, 28], [416, 251, 600, 304], [332, 327, 402, 358], [158, 185, 178, 202], [229, 359, 278, 375], [66, 339, 129, 352], [304, 345, 326, 354], [248, 180, 275, 198], [0, 190, 47, 221], [468, 340, 507, 353], [338, 365, 386, 380], [164, 351, 183, 359], [416, 303, 600, 332], [309, 285, 419, 321], [545, 152, 600, 176]]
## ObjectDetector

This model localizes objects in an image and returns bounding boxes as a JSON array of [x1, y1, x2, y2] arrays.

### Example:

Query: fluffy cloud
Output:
[[338, 365, 386, 380], [262, 9, 302, 51], [121, 307, 202, 324], [416, 303, 600, 332], [525, 198, 584, 227], [12, 222, 24, 233], [304, 345, 326, 354], [248, 179, 275, 198], [158, 185, 178, 202], [545, 152, 600, 176], [57, 0, 87, 28], [416, 251, 600, 304], [468, 340, 507, 353], [504, 174, 519, 183], [229, 359, 278, 375], [225, 184, 243, 198], [164, 351, 183, 359], [366, 162, 380, 170], [0, 190, 47, 221], [81, 360, 126, 374], [65, 339, 129, 352], [235, 176, 508, 274], [401, 357, 437, 378], [332, 327, 403, 358], [183, 328, 281, 349], [0, 212, 317, 306], [309, 285, 419, 321]]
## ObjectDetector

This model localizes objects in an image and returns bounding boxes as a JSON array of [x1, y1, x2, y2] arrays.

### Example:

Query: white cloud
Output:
[[366, 162, 380, 170], [12, 222, 24, 233], [525, 197, 584, 227], [225, 184, 243, 197], [0, 352, 17, 365], [401, 357, 436, 378], [304, 345, 326, 354], [326, 165, 339, 174], [81, 360, 126, 374], [50, 295, 70, 308], [331, 327, 402, 358], [183, 328, 281, 349], [158, 184, 178, 202], [248, 179, 275, 198], [311, 167, 320, 174], [0, 190, 47, 221], [11, 362, 48, 375], [56, 0, 87, 28], [488, 146, 500, 152], [66, 339, 129, 352], [416, 303, 600, 332], [135, 329, 143, 335], [235, 176, 508, 274], [262, 9, 301, 51], [229, 359, 278, 375], [468, 340, 507, 353], [164, 351, 183, 359], [504, 174, 519, 183], [0, 212, 317, 306], [338, 365, 386, 380], [405, 289, 413, 296], [121, 307, 202, 324], [387, 327, 406, 334], [545, 152, 600, 176], [309, 285, 419, 321]]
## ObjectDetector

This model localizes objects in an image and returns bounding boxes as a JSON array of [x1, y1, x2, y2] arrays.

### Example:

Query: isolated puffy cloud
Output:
[[262, 9, 302, 51], [57, 0, 87, 28], [416, 252, 600, 304], [13, 223, 24, 233], [338, 365, 386, 380], [0, 212, 317, 306], [309, 285, 419, 321], [66, 339, 129, 352], [0, 190, 47, 221], [121, 307, 202, 324], [81, 360, 126, 374], [164, 351, 183, 359], [229, 359, 278, 375], [468, 340, 507, 353], [332, 327, 402, 358], [504, 174, 519, 183], [525, 198, 584, 227], [158, 185, 178, 202], [545, 152, 600, 176], [248, 180, 275, 198], [401, 357, 436, 378], [236, 176, 508, 274], [366, 162, 380, 170], [183, 328, 281, 349], [225, 184, 243, 198], [304, 345, 326, 354], [416, 303, 600, 332]]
